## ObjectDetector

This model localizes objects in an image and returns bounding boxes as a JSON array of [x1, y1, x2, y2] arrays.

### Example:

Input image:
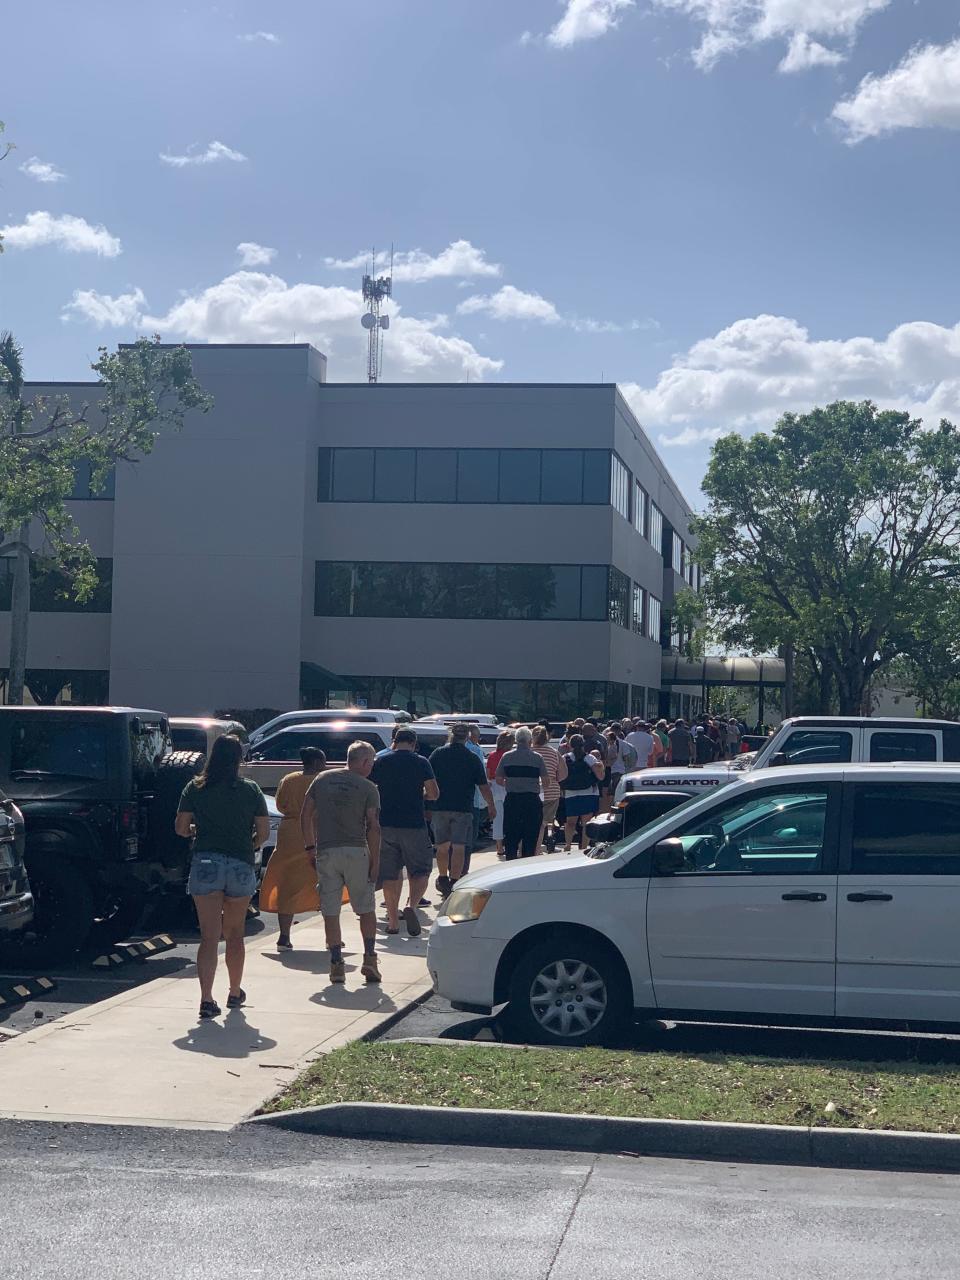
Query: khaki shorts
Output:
[[431, 810, 473, 846], [316, 845, 375, 917], [542, 796, 560, 827]]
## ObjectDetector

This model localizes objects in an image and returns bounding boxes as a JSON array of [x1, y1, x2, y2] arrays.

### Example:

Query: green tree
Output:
[[693, 401, 960, 715], [1, 336, 212, 703]]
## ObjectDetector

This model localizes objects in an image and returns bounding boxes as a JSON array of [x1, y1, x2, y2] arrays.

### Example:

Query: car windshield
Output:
[[11, 719, 111, 782]]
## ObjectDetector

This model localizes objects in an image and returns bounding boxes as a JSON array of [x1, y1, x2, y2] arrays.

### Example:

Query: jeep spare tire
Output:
[[144, 750, 205, 872]]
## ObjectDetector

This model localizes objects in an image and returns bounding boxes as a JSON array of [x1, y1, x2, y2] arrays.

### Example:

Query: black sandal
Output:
[[199, 1000, 221, 1020], [226, 989, 246, 1009]]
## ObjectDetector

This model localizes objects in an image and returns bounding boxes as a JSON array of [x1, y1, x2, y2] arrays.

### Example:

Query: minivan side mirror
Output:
[[769, 752, 789, 767], [653, 838, 688, 875]]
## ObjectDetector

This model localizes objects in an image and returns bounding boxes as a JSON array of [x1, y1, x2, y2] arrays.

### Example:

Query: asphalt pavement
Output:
[[2, 1120, 958, 1278]]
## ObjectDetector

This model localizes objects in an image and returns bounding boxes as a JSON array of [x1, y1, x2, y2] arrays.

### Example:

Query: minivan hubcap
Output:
[[529, 958, 607, 1038]]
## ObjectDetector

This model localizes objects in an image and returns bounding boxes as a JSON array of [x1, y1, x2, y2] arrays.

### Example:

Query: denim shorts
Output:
[[187, 851, 258, 899]]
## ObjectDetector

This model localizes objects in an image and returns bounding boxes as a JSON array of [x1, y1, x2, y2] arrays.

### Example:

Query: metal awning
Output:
[[661, 654, 787, 687]]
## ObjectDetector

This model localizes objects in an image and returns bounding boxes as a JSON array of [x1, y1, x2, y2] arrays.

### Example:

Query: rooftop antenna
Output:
[[361, 244, 393, 383]]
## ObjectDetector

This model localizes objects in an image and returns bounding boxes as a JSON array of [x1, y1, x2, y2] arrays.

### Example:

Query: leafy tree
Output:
[[693, 401, 960, 715], [1, 336, 212, 703]]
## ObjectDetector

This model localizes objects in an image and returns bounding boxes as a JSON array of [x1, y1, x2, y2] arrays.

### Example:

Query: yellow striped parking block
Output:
[[92, 934, 175, 969], [0, 975, 56, 1007]]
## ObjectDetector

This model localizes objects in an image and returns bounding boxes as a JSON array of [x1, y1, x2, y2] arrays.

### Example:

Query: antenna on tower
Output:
[[361, 244, 393, 383]]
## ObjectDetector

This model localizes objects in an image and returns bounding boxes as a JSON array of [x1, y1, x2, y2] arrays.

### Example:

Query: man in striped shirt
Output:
[[495, 726, 548, 860], [532, 724, 567, 853]]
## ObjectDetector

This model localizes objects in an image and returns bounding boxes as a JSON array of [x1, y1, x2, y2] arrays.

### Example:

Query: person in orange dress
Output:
[[258, 748, 325, 950]]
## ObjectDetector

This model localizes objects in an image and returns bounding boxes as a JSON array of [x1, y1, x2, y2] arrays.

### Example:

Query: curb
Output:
[[245, 1102, 960, 1173]]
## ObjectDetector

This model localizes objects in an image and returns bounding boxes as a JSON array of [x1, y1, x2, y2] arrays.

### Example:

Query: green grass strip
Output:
[[264, 1041, 960, 1133]]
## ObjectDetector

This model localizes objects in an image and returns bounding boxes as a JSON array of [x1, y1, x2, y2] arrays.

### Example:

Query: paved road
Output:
[[2, 1121, 958, 1278]]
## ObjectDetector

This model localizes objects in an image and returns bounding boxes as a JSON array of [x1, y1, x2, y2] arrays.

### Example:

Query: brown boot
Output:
[[360, 954, 382, 983]]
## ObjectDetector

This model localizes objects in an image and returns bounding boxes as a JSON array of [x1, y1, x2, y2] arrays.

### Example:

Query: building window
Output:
[[0, 558, 113, 613], [69, 460, 116, 501], [632, 583, 645, 635], [670, 619, 681, 651], [319, 447, 614, 507], [649, 502, 663, 554], [672, 532, 683, 575], [373, 448, 416, 502], [315, 561, 618, 622], [633, 482, 647, 538], [610, 454, 631, 522], [647, 593, 662, 644], [608, 566, 630, 629]]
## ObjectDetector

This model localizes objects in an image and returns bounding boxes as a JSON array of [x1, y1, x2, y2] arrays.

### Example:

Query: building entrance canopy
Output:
[[661, 654, 786, 688]]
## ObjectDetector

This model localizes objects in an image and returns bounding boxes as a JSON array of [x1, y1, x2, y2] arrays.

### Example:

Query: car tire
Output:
[[89, 880, 147, 948], [503, 934, 630, 1047], [144, 751, 205, 872], [11, 855, 95, 966]]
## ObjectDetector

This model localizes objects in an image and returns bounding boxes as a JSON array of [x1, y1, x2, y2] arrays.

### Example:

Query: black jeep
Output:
[[0, 706, 203, 963]]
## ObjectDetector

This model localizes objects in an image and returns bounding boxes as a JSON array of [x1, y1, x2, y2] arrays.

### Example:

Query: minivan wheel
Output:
[[505, 937, 630, 1046]]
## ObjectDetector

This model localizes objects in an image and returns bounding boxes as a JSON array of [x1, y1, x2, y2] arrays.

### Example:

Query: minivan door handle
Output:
[[782, 891, 828, 902], [846, 891, 894, 903]]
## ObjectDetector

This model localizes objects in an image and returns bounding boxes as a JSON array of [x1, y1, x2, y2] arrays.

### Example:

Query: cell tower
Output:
[[361, 247, 393, 383]]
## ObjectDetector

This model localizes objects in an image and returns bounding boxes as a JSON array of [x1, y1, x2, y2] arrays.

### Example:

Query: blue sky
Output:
[[2, 0, 959, 500]]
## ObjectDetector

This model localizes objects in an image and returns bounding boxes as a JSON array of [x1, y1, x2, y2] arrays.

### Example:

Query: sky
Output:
[[2, 0, 959, 502]]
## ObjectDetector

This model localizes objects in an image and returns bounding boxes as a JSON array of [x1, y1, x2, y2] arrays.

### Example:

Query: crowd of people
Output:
[[173, 711, 759, 1020]]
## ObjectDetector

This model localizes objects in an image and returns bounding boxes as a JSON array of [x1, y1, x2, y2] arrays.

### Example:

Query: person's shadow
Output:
[[173, 1009, 278, 1058], [310, 981, 399, 1014]]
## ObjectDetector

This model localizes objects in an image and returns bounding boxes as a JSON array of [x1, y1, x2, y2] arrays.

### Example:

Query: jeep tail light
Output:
[[118, 803, 137, 833]]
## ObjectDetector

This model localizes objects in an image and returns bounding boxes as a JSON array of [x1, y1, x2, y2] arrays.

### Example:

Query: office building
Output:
[[3, 343, 706, 721]]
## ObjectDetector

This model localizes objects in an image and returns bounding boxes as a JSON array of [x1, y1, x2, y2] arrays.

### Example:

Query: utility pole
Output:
[[1, 333, 28, 705]]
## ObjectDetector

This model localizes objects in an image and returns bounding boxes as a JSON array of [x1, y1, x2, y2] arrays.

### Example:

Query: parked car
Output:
[[0, 706, 203, 961], [613, 716, 960, 805], [248, 708, 410, 751], [428, 762, 960, 1046], [0, 790, 33, 939], [169, 717, 249, 760], [585, 789, 692, 845], [245, 721, 450, 793]]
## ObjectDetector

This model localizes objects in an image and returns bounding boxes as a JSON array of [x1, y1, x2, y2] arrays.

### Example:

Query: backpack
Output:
[[564, 753, 598, 791]]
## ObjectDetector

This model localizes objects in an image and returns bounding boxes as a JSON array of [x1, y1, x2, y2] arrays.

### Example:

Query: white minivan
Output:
[[428, 763, 960, 1045]]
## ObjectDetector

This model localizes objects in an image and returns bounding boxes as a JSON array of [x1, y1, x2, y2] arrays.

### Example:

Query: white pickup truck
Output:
[[613, 715, 960, 805]]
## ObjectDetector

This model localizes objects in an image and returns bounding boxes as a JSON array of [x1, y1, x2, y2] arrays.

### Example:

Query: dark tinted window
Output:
[[257, 730, 384, 761], [332, 448, 375, 501], [28, 559, 113, 614], [779, 730, 853, 765], [457, 450, 499, 502], [542, 565, 582, 620], [868, 731, 937, 763], [580, 566, 609, 620], [498, 450, 541, 503], [317, 448, 332, 501], [944, 727, 960, 762], [416, 449, 457, 501], [10, 719, 110, 781], [541, 450, 583, 503], [374, 449, 416, 502], [170, 727, 208, 755], [582, 451, 610, 504], [852, 784, 960, 874], [70, 459, 115, 500]]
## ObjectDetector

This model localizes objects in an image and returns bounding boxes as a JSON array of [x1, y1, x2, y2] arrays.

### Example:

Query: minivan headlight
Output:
[[441, 888, 491, 923]]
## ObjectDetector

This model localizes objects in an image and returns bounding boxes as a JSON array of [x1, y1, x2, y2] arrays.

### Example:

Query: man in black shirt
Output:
[[428, 723, 495, 896], [370, 729, 439, 935]]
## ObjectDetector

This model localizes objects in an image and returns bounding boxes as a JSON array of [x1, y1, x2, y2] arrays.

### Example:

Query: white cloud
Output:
[[325, 239, 502, 283], [778, 33, 845, 73], [621, 313, 960, 446], [237, 31, 279, 43], [159, 140, 247, 168], [547, 0, 635, 48], [0, 210, 121, 256], [653, 0, 887, 70], [236, 241, 277, 266], [19, 156, 66, 183], [126, 270, 502, 382], [62, 287, 147, 328], [458, 286, 562, 324], [833, 38, 960, 143]]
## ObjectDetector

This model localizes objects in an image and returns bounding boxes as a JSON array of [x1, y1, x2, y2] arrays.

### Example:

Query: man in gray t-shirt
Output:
[[495, 728, 547, 860]]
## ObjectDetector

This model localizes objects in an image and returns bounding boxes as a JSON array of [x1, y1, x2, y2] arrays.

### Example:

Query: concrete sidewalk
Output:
[[0, 857, 499, 1130]]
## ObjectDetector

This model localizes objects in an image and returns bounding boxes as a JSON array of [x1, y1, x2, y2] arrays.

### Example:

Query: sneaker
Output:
[[418, 897, 431, 907], [435, 874, 452, 898], [402, 906, 422, 937], [360, 955, 382, 983], [329, 959, 346, 984], [226, 988, 246, 1009]]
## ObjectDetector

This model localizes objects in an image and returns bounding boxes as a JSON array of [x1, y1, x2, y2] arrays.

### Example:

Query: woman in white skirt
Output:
[[486, 729, 515, 859]]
